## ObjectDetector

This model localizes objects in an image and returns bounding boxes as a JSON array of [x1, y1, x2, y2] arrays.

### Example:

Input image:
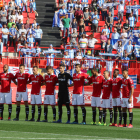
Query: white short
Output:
[[0, 92, 12, 104], [31, 91, 42, 105], [113, 98, 122, 107], [121, 97, 133, 109], [91, 97, 101, 108], [72, 94, 85, 106], [16, 90, 28, 102], [44, 95, 56, 105], [101, 94, 113, 109]]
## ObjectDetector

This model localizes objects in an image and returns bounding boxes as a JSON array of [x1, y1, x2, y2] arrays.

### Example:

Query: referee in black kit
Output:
[[56, 64, 73, 124]]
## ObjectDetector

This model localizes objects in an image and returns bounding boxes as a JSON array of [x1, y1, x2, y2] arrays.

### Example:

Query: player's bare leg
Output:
[[122, 108, 127, 127], [128, 108, 133, 128], [29, 105, 35, 121], [72, 105, 78, 124], [80, 105, 86, 125], [8, 104, 12, 120], [0, 104, 4, 120], [36, 105, 42, 122]]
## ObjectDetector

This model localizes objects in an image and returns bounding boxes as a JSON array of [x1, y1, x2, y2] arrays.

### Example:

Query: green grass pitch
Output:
[[0, 104, 140, 140]]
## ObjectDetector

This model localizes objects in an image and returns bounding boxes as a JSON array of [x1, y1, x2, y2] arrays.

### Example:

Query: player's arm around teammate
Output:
[[42, 66, 58, 122], [0, 65, 15, 120], [28, 66, 44, 122], [13, 64, 30, 121], [122, 70, 134, 128]]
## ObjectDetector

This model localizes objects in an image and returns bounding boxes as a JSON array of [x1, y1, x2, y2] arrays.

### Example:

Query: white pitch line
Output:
[[0, 137, 96, 140]]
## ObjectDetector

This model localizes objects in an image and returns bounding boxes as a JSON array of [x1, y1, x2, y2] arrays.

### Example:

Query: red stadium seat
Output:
[[22, 12, 27, 18], [94, 33, 101, 38], [29, 13, 35, 19], [85, 26, 91, 32], [98, 21, 105, 27]]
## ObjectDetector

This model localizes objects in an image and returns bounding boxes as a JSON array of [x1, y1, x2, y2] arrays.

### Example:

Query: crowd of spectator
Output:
[[55, 0, 140, 68]]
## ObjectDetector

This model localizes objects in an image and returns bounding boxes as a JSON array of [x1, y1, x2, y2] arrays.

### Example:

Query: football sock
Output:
[[25, 106, 29, 119], [32, 106, 35, 119], [52, 107, 56, 120], [114, 112, 118, 124], [16, 106, 20, 119], [82, 107, 86, 122], [123, 112, 127, 125], [129, 112, 133, 125], [99, 110, 103, 122], [119, 111, 122, 124], [103, 110, 107, 123], [110, 110, 113, 123], [38, 106, 42, 120], [0, 104, 4, 118], [44, 107, 48, 120], [8, 104, 12, 118], [66, 103, 71, 121], [58, 104, 62, 120], [74, 108, 78, 121], [92, 110, 96, 123]]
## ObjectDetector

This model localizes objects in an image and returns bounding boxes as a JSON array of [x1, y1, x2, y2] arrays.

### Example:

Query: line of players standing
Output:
[[0, 64, 134, 128]]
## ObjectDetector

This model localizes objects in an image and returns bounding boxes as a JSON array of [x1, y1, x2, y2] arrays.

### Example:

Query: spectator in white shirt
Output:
[[118, 1, 124, 21], [79, 34, 88, 55], [120, 28, 128, 39], [19, 24, 27, 37], [88, 34, 98, 54], [9, 10, 16, 22], [16, 12, 23, 23]]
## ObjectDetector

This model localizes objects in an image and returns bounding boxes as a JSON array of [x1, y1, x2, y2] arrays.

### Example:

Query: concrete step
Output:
[[2, 52, 18, 57]]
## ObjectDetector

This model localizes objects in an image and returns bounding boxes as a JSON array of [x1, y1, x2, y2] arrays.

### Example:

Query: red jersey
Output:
[[15, 72, 30, 92], [112, 77, 122, 98], [102, 78, 112, 99], [88, 74, 104, 97], [29, 74, 44, 95], [0, 72, 15, 93], [122, 77, 134, 98], [44, 74, 58, 95], [73, 72, 88, 94]]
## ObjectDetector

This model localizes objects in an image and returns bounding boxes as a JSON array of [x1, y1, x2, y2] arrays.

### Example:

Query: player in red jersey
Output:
[[13, 64, 30, 121], [99, 71, 113, 126], [42, 66, 58, 122], [28, 66, 44, 122], [87, 68, 104, 125], [109, 69, 122, 127], [70, 64, 89, 124], [0, 65, 16, 120], [122, 70, 134, 128]]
